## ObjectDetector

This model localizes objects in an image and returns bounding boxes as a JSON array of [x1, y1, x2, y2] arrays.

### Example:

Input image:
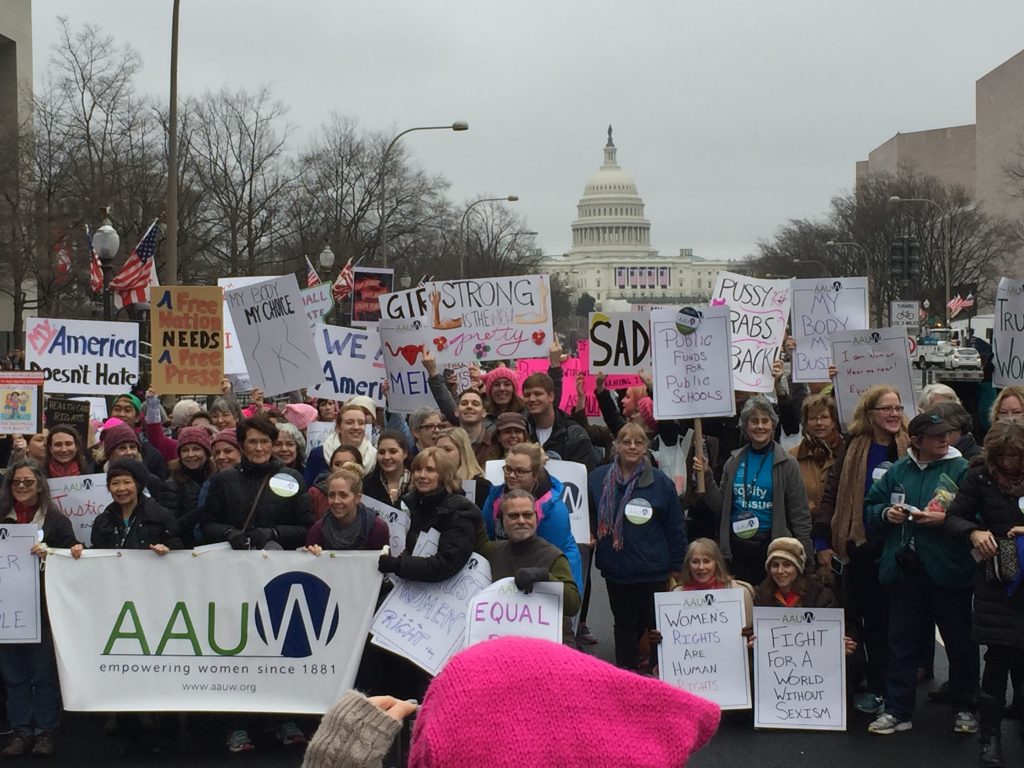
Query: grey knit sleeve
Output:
[[302, 690, 403, 768]]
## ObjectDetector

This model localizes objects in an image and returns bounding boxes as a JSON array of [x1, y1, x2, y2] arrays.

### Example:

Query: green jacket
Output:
[[865, 448, 972, 588]]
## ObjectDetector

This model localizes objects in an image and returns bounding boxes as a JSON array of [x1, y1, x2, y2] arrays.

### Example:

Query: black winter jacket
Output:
[[92, 496, 181, 550], [392, 488, 478, 583], [160, 461, 213, 547], [530, 410, 596, 471], [1, 504, 79, 549], [199, 457, 312, 549], [946, 463, 1024, 648]]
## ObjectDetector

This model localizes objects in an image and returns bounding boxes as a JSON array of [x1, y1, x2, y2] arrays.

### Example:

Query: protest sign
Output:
[[46, 550, 382, 713], [217, 276, 282, 376], [377, 317, 434, 414], [588, 312, 651, 374], [351, 267, 394, 326], [299, 283, 334, 331], [752, 606, 847, 731], [889, 300, 920, 330], [361, 495, 409, 556], [420, 275, 553, 365], [25, 317, 138, 396], [370, 529, 492, 676], [311, 325, 386, 406], [650, 306, 735, 420], [224, 274, 320, 397], [790, 278, 868, 383], [0, 524, 41, 644], [304, 421, 334, 454], [0, 372, 44, 435], [69, 397, 107, 424], [151, 286, 224, 394], [465, 578, 563, 647], [711, 272, 791, 392], [44, 398, 91, 444], [830, 328, 916, 425], [656, 588, 751, 710], [48, 474, 111, 544], [994, 278, 1024, 387], [484, 459, 589, 544], [378, 285, 430, 321]]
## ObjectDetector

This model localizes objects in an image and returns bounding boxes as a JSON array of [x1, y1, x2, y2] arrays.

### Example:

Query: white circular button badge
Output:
[[624, 498, 654, 525], [269, 473, 300, 498]]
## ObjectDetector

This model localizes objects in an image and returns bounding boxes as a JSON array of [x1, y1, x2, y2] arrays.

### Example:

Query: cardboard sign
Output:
[[217, 276, 284, 376], [311, 325, 386, 406], [465, 578, 563, 647], [351, 267, 394, 326], [0, 372, 44, 435], [377, 317, 433, 414], [588, 312, 651, 374], [656, 588, 751, 710], [44, 398, 91, 444], [753, 606, 847, 731], [48, 474, 111, 545], [711, 272, 791, 393], [151, 286, 224, 394], [790, 278, 868, 383], [0, 525, 41, 644], [25, 317, 139, 396], [994, 278, 1024, 387], [889, 300, 920, 330], [650, 306, 736, 420], [830, 328, 917, 426], [224, 274, 320, 397], [299, 283, 334, 331]]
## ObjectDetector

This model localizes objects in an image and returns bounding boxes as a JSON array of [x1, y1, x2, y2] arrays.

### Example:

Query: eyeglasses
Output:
[[871, 405, 905, 414], [502, 466, 533, 477], [9, 478, 36, 488], [420, 423, 443, 431]]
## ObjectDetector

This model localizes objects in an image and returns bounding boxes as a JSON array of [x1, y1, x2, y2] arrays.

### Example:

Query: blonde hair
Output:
[[680, 538, 733, 588], [847, 384, 904, 437], [436, 427, 484, 480], [508, 442, 546, 473], [411, 446, 460, 493], [327, 461, 364, 495], [990, 386, 1024, 426], [615, 421, 649, 447]]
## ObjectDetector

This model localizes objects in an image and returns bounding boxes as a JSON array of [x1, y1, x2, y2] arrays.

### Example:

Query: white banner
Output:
[[46, 550, 382, 713], [370, 529, 492, 676], [753, 606, 847, 731], [299, 283, 334, 331], [711, 271, 791, 393], [790, 278, 868, 383], [465, 578, 563, 647], [587, 312, 651, 374], [25, 317, 139, 395], [0, 524, 41, 644], [48, 474, 110, 545], [656, 588, 751, 710], [994, 278, 1024, 387], [830, 327, 917, 426], [650, 306, 735, 420], [224, 274, 321, 397], [312, 325, 386, 406], [484, 459, 590, 545]]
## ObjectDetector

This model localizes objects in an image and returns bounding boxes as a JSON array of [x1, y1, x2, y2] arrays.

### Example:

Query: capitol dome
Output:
[[569, 126, 654, 253]]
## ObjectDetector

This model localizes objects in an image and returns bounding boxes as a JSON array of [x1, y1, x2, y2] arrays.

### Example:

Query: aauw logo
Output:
[[254, 572, 339, 658]]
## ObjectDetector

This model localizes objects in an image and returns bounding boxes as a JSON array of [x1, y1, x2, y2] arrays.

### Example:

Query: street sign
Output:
[[889, 300, 919, 330]]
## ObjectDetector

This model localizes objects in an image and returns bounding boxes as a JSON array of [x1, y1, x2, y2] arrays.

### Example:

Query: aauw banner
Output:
[[46, 550, 382, 713]]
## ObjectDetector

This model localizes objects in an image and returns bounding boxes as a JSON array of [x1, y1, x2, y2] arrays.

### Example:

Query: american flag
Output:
[[305, 256, 321, 288], [54, 239, 72, 285], [111, 220, 160, 308], [86, 226, 103, 295], [947, 293, 975, 319], [331, 257, 355, 302]]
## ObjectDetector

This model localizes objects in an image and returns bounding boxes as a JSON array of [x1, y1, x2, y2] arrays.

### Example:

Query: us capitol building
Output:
[[541, 127, 740, 308]]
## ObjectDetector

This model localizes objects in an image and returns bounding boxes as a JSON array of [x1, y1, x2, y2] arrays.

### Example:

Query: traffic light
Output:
[[906, 238, 920, 282], [890, 237, 908, 281]]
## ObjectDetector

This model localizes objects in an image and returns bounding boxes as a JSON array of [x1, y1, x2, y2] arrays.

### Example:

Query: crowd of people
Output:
[[0, 343, 1020, 767]]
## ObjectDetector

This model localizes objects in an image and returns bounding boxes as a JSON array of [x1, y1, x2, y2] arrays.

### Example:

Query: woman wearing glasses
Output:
[[480, 442, 583, 592], [588, 422, 687, 671], [789, 394, 844, 530], [817, 383, 909, 716]]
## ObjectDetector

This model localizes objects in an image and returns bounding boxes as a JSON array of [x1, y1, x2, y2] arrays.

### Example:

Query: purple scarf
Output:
[[597, 459, 646, 551]]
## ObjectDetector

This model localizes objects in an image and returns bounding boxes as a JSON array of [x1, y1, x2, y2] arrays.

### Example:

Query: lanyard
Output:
[[741, 449, 771, 512], [117, 511, 139, 549]]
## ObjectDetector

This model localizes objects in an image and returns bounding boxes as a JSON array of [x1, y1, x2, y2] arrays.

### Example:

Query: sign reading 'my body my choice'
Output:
[[25, 317, 138, 395], [789, 277, 868, 384]]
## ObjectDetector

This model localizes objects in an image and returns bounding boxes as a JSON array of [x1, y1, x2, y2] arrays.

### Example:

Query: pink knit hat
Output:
[[283, 403, 318, 432], [408, 637, 720, 767], [484, 366, 518, 396]]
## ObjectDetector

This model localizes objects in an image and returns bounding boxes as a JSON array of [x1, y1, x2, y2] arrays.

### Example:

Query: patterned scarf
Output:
[[597, 459, 646, 551]]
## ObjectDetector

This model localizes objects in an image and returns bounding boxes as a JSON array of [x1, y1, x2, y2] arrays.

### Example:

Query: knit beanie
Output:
[[170, 399, 201, 430], [408, 637, 720, 767], [176, 426, 213, 457], [102, 422, 140, 455], [283, 403, 318, 432], [106, 458, 149, 495], [115, 393, 143, 413], [211, 428, 241, 452], [765, 536, 806, 573], [484, 366, 518, 396], [345, 395, 377, 418]]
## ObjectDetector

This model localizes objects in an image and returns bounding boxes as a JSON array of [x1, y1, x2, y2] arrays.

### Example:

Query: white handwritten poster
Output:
[[994, 278, 1024, 387], [224, 274, 320, 397], [587, 312, 651, 374], [377, 317, 434, 414], [790, 278, 868, 383], [465, 578, 563, 647], [217, 276, 282, 376], [753, 606, 847, 731], [48, 474, 111, 544], [830, 327, 917, 426], [362, 495, 409, 556], [299, 283, 334, 331], [24, 318, 139, 396], [711, 272, 791, 393], [311, 325, 386, 406], [650, 306, 736, 420], [0, 524, 41, 643], [656, 588, 751, 710]]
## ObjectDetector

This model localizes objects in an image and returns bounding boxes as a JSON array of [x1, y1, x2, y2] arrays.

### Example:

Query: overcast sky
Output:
[[30, 1, 1024, 262]]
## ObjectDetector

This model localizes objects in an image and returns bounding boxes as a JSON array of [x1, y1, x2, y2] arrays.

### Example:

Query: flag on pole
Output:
[[331, 257, 354, 302], [86, 226, 103, 295], [947, 293, 975, 319], [305, 256, 321, 288], [111, 220, 160, 308], [54, 239, 72, 285]]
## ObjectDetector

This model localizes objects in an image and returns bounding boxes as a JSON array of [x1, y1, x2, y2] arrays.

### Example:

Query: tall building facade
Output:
[[543, 127, 737, 306]]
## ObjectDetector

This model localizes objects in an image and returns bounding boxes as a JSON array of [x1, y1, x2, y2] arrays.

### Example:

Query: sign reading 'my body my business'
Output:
[[46, 550, 382, 713], [25, 317, 139, 395]]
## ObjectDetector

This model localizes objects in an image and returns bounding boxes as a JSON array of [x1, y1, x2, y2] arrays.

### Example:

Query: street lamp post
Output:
[[793, 258, 828, 276], [380, 121, 468, 269], [318, 245, 336, 324], [826, 240, 873, 323], [92, 207, 121, 322], [888, 196, 951, 326], [459, 196, 519, 279]]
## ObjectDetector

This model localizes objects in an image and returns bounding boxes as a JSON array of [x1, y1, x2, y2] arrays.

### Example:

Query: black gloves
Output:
[[227, 529, 248, 550], [378, 554, 401, 575], [227, 528, 275, 550], [514, 567, 550, 594]]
